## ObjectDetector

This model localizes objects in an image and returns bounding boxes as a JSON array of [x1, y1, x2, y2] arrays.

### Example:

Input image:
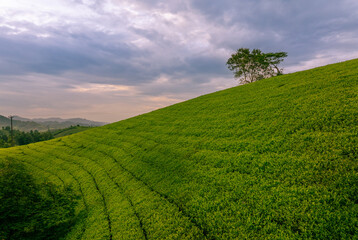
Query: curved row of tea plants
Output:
[[1, 59, 357, 239]]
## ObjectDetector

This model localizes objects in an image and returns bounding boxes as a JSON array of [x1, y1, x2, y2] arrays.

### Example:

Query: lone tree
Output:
[[226, 48, 287, 85]]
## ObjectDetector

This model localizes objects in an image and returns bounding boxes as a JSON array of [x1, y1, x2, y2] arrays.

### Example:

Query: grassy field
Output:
[[1, 59, 357, 239], [52, 126, 93, 138]]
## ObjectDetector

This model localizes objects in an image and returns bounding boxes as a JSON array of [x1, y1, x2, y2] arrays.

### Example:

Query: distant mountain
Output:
[[30, 117, 106, 126], [10, 116, 31, 122], [0, 115, 107, 132], [0, 115, 46, 131]]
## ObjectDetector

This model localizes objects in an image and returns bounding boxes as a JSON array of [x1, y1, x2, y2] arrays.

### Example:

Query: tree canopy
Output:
[[226, 48, 287, 85]]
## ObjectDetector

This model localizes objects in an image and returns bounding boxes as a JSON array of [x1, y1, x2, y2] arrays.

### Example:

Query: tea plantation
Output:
[[1, 59, 357, 239]]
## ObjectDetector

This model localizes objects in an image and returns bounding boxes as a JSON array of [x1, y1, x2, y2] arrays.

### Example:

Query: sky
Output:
[[1, 0, 358, 122]]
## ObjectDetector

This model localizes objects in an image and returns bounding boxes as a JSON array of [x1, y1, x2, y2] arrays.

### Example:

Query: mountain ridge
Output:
[[0, 115, 107, 131]]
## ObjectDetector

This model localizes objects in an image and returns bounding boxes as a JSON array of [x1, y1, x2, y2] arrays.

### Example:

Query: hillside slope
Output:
[[1, 59, 357, 239]]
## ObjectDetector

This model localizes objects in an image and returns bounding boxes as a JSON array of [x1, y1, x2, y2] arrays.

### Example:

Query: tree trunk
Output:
[[274, 65, 282, 75]]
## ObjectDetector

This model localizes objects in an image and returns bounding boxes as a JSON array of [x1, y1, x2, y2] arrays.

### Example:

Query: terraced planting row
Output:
[[1, 136, 206, 239], [1, 59, 357, 239]]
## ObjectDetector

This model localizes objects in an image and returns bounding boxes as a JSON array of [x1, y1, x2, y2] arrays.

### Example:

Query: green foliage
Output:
[[0, 59, 357, 239], [227, 48, 287, 84], [0, 125, 92, 148], [0, 159, 79, 240], [0, 127, 53, 147]]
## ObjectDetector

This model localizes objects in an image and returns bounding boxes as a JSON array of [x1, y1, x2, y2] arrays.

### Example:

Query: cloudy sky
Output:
[[1, 0, 358, 122]]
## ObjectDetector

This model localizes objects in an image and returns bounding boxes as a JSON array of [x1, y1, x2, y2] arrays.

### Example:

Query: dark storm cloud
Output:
[[164, 56, 229, 80], [190, 0, 358, 66], [0, 27, 153, 84], [0, 36, 97, 75]]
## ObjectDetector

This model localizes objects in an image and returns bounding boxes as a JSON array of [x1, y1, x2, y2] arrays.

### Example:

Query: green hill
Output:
[[52, 126, 93, 138], [1, 59, 357, 239]]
